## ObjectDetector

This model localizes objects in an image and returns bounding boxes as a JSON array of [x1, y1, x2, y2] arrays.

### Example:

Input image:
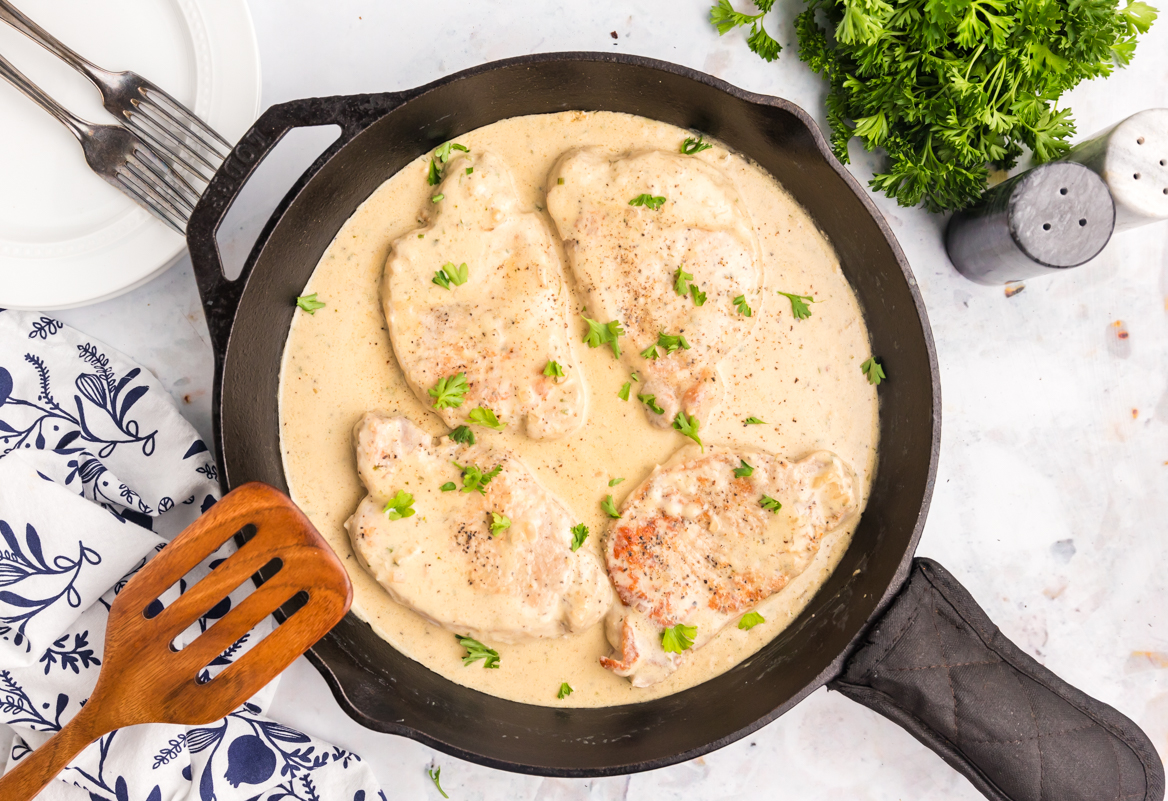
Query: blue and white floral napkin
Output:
[[0, 309, 385, 801]]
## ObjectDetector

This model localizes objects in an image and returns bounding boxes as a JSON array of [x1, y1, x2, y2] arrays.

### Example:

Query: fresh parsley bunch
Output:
[[712, 0, 1157, 211]]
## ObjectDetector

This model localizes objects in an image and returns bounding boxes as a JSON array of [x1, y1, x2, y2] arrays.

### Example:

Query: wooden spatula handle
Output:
[[0, 699, 110, 801]]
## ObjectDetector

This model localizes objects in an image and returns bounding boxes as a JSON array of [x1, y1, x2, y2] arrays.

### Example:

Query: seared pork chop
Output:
[[601, 446, 859, 686], [546, 148, 762, 428], [383, 150, 585, 440], [345, 412, 611, 643]]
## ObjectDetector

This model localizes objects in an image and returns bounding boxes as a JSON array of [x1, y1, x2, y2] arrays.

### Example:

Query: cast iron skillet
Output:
[[185, 53, 1164, 797]]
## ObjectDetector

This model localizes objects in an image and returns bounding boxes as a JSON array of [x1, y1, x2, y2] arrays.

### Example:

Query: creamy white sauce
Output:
[[278, 111, 879, 708]]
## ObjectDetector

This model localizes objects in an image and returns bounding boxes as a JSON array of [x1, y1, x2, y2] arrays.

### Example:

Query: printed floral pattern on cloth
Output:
[[0, 309, 384, 801]]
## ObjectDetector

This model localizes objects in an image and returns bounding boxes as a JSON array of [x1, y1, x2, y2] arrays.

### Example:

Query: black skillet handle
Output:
[[830, 558, 1164, 801], [186, 93, 409, 359]]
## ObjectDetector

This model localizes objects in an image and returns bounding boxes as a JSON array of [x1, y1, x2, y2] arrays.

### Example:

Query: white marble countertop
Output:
[[36, 0, 1168, 797]]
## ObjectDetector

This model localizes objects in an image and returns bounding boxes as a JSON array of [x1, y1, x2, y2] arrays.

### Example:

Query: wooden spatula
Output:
[[0, 482, 353, 801]]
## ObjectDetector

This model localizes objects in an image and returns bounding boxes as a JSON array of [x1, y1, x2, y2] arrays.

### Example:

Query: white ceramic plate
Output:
[[0, 0, 261, 310]]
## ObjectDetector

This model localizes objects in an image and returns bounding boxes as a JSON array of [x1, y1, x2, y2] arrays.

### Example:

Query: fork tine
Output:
[[116, 172, 186, 234], [125, 152, 196, 217], [139, 86, 230, 158], [131, 142, 202, 209], [126, 110, 219, 180]]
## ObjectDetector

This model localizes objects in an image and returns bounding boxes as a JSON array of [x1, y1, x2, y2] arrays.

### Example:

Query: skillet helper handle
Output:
[[0, 695, 110, 801], [831, 558, 1165, 801], [186, 93, 407, 358]]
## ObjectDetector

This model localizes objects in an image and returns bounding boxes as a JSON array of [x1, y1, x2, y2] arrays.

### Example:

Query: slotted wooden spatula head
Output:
[[0, 482, 353, 801]]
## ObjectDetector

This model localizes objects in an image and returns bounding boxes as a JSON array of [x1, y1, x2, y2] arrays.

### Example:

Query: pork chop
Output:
[[545, 148, 762, 428], [383, 150, 586, 440], [600, 446, 859, 686], [345, 412, 612, 644]]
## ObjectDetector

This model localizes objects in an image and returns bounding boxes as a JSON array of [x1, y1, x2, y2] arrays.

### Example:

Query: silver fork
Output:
[[0, 52, 198, 234], [0, 0, 229, 188]]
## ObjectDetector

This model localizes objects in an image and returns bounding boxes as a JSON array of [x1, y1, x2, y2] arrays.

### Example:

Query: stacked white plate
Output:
[[0, 0, 261, 309]]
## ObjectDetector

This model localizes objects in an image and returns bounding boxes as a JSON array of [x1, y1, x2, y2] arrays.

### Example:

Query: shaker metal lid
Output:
[[1009, 162, 1114, 269]]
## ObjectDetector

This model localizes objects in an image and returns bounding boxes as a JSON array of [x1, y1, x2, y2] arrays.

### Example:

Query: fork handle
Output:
[[0, 51, 89, 140], [0, 695, 112, 801], [0, 0, 104, 82]]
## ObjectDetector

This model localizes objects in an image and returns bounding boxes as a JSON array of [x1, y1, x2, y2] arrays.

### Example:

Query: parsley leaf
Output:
[[657, 331, 691, 354], [744, 416, 767, 424], [456, 634, 499, 668], [433, 262, 468, 288], [382, 490, 415, 520], [628, 193, 667, 210], [601, 494, 621, 519], [638, 393, 665, 415], [450, 425, 475, 445], [640, 344, 659, 360], [778, 291, 815, 319], [710, 0, 782, 62], [690, 285, 707, 306], [489, 511, 511, 536], [734, 460, 754, 478], [618, 381, 632, 401], [466, 167, 474, 175], [733, 294, 752, 317], [661, 623, 697, 653], [570, 523, 589, 551], [455, 462, 502, 495], [468, 406, 506, 430], [681, 135, 713, 154], [295, 293, 325, 314], [673, 411, 702, 449], [557, 682, 574, 699], [861, 357, 886, 385], [428, 767, 449, 799], [543, 360, 565, 380], [432, 270, 451, 290], [581, 314, 625, 358], [427, 159, 442, 186], [738, 611, 766, 630], [429, 372, 469, 409], [674, 266, 694, 296], [434, 141, 469, 163], [440, 482, 457, 492], [431, 194, 444, 203], [609, 477, 626, 486], [760, 495, 782, 513]]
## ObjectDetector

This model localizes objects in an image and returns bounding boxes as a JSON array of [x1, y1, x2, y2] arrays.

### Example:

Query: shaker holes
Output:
[[1043, 223, 1052, 230], [1134, 173, 1141, 179], [1059, 187, 1068, 195], [1079, 219, 1087, 226], [1137, 137, 1145, 144]]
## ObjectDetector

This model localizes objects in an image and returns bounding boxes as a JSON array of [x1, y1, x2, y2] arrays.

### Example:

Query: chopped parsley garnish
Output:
[[760, 495, 782, 513], [601, 494, 621, 519], [609, 477, 625, 487], [778, 291, 815, 319], [468, 406, 506, 430], [557, 682, 574, 699], [640, 344, 659, 360], [638, 393, 665, 415], [557, 177, 565, 185], [449, 425, 475, 445], [434, 141, 469, 163], [456, 634, 499, 668], [738, 611, 766, 630], [382, 490, 415, 520], [690, 285, 707, 306], [543, 360, 565, 380], [618, 381, 632, 401], [681, 135, 713, 155], [674, 266, 694, 296], [661, 623, 697, 653], [628, 193, 666, 210], [861, 357, 886, 386], [466, 167, 473, 175], [672, 411, 702, 449], [744, 416, 767, 425], [427, 159, 442, 186], [657, 331, 691, 354], [432, 261, 468, 289], [734, 460, 754, 478], [581, 314, 625, 358], [732, 294, 752, 317], [431, 194, 444, 203], [570, 523, 589, 551], [454, 461, 502, 495], [427, 767, 449, 799], [489, 512, 511, 536], [440, 482, 457, 492], [295, 293, 325, 314], [429, 372, 469, 409], [630, 372, 640, 382]]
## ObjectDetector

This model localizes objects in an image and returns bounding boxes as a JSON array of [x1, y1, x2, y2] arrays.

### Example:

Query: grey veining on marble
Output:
[[29, 1, 1168, 798]]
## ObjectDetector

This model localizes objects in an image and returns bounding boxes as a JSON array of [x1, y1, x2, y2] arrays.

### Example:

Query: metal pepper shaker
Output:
[[945, 161, 1115, 285]]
